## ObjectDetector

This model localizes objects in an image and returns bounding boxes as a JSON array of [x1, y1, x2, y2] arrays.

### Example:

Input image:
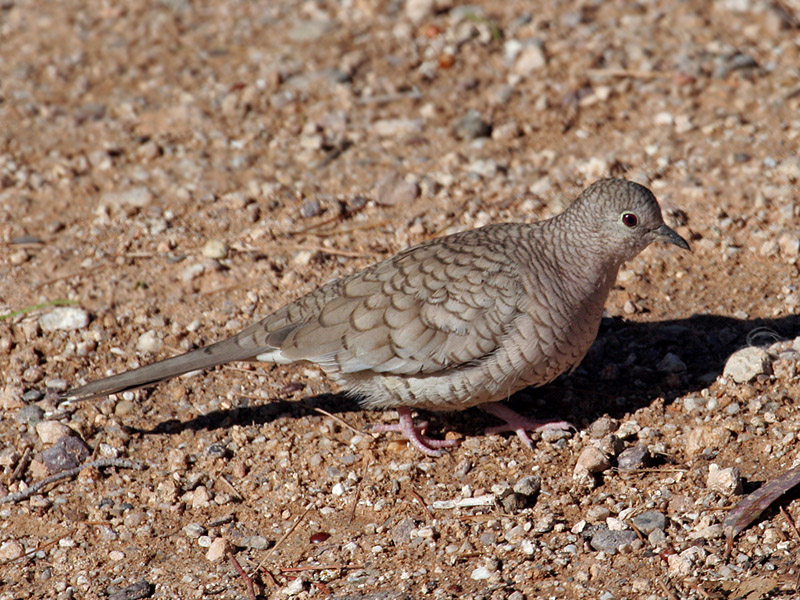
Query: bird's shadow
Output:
[[139, 313, 800, 440]]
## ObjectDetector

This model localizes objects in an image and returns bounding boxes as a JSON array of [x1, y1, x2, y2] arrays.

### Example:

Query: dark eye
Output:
[[622, 213, 638, 227]]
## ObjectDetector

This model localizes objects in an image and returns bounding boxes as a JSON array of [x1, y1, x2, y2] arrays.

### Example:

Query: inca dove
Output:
[[64, 178, 688, 455]]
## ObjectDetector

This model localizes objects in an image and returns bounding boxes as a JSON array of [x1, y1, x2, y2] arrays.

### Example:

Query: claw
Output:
[[480, 402, 573, 449], [373, 407, 460, 456]]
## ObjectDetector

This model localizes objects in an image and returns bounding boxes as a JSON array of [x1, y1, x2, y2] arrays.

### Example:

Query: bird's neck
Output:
[[536, 214, 624, 301]]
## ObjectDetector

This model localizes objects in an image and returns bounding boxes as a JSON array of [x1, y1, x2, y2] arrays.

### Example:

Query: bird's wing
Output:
[[256, 230, 525, 375]]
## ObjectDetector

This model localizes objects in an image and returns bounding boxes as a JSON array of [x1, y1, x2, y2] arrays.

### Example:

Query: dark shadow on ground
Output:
[[142, 313, 800, 439]]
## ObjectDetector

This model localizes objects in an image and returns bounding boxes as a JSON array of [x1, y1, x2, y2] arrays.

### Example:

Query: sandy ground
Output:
[[1, 0, 800, 598]]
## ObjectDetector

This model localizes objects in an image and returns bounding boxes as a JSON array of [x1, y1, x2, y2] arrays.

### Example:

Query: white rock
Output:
[[35, 421, 74, 444], [101, 186, 153, 208], [136, 330, 163, 354], [654, 112, 674, 126], [470, 566, 495, 580], [0, 540, 24, 560], [606, 517, 627, 531], [707, 463, 742, 496], [282, 576, 305, 595], [513, 44, 547, 75], [202, 239, 229, 259], [192, 486, 212, 509], [467, 159, 498, 178], [39, 307, 89, 331], [181, 262, 207, 283], [722, 347, 771, 383], [405, 0, 434, 23], [373, 118, 423, 138], [667, 553, 692, 577], [778, 232, 800, 260]]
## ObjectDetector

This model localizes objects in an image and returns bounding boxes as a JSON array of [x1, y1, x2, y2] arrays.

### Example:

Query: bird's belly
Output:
[[334, 339, 588, 412], [335, 305, 602, 412]]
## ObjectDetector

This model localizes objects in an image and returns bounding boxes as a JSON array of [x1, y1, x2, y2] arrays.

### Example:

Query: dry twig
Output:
[[410, 488, 434, 520], [0, 458, 144, 504], [228, 550, 258, 600]]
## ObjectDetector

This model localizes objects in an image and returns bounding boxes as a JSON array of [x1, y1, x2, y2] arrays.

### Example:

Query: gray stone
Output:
[[632, 510, 666, 534], [452, 110, 491, 140], [616, 445, 650, 470], [590, 528, 638, 554], [15, 404, 44, 425], [41, 436, 91, 473]]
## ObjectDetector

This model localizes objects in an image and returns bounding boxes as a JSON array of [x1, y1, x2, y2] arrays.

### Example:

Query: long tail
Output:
[[63, 326, 269, 401]]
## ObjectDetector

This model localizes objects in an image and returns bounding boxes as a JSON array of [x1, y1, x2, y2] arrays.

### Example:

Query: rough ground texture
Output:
[[1, 0, 800, 599]]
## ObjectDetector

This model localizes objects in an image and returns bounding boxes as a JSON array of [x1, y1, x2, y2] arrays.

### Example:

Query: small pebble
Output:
[[238, 535, 270, 550], [373, 118, 423, 138], [513, 475, 541, 497], [45, 378, 69, 392], [373, 172, 420, 206], [632, 510, 666, 534], [36, 421, 75, 445], [586, 506, 611, 523], [723, 347, 771, 383], [617, 445, 650, 470], [183, 523, 207, 539], [107, 580, 153, 600], [590, 528, 637, 554], [0, 540, 24, 560], [452, 110, 491, 140], [513, 43, 547, 75], [707, 463, 743, 496], [202, 239, 228, 259], [282, 577, 304, 595], [648, 529, 667, 546], [405, 0, 434, 23], [39, 307, 89, 331], [205, 537, 230, 562], [136, 330, 163, 354], [15, 404, 45, 425], [100, 187, 154, 208], [574, 446, 611, 478], [299, 198, 322, 218], [589, 416, 618, 438], [41, 436, 91, 473], [191, 486, 212, 509], [23, 389, 44, 402], [657, 352, 686, 373], [470, 565, 496, 581]]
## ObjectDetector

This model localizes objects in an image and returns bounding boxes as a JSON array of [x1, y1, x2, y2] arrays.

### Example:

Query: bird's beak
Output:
[[652, 224, 690, 250]]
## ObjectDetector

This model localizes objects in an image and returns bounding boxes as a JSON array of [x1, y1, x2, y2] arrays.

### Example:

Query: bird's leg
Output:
[[480, 402, 573, 449], [372, 407, 460, 457]]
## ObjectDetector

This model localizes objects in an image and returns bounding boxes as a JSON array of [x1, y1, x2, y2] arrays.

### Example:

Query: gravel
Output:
[[2, 0, 800, 598]]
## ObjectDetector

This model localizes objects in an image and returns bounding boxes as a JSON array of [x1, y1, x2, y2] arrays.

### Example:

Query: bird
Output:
[[63, 178, 689, 456]]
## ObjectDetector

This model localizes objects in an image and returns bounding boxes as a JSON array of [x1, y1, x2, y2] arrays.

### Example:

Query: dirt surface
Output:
[[2, 0, 800, 598]]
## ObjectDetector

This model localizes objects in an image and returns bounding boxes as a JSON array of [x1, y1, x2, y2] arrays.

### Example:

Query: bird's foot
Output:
[[480, 402, 574, 449], [373, 407, 459, 457]]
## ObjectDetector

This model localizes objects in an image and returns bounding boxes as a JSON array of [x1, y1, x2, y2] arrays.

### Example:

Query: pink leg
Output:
[[480, 402, 573, 449], [372, 407, 460, 457]]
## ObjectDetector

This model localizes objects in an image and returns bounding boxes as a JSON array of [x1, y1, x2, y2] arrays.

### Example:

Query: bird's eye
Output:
[[621, 213, 638, 228]]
